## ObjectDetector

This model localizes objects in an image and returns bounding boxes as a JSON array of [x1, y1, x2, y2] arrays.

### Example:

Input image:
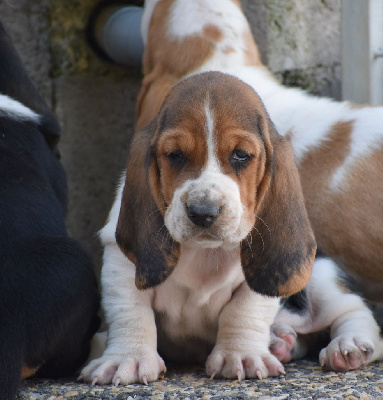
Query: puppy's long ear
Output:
[[116, 119, 180, 290], [241, 120, 316, 297]]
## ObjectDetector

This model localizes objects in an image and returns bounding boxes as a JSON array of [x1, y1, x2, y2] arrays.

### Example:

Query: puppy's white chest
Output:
[[152, 246, 244, 350]]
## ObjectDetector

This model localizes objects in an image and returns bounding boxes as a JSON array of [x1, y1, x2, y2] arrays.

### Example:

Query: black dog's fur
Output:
[[0, 21, 100, 399]]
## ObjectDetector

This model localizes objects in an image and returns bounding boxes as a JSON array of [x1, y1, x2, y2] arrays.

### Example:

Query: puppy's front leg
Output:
[[80, 244, 165, 386], [206, 282, 284, 380]]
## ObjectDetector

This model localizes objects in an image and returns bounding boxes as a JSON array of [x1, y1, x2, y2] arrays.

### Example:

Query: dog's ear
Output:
[[116, 119, 180, 290], [241, 118, 316, 297], [0, 21, 60, 149]]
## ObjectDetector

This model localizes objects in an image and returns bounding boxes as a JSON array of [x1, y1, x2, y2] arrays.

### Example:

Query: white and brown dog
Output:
[[82, 70, 316, 385], [81, 0, 383, 385]]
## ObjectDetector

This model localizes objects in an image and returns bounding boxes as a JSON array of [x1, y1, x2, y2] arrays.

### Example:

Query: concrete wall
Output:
[[243, 0, 341, 98], [0, 0, 341, 274]]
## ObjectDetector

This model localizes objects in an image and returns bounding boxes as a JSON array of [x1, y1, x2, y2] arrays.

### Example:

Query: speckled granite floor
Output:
[[18, 360, 383, 400]]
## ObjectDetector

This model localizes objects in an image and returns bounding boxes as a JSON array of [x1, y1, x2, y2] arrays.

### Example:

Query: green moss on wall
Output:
[[49, 0, 117, 77], [50, 1, 92, 77]]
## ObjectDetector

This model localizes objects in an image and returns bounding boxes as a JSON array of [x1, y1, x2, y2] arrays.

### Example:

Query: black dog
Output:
[[0, 21, 100, 399]]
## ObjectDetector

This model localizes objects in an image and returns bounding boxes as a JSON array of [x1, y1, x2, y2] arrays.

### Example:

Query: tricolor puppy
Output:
[[82, 0, 383, 384], [81, 71, 316, 384], [0, 21, 99, 400], [132, 0, 383, 371]]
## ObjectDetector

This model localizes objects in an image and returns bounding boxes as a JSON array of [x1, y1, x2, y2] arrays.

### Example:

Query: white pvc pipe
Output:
[[94, 6, 144, 67]]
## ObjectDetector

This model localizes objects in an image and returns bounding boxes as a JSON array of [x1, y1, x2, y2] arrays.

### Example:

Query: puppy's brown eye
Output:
[[230, 149, 253, 174], [232, 149, 250, 162], [167, 150, 187, 168]]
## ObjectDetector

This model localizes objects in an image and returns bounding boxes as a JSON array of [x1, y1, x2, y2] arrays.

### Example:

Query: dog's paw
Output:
[[319, 335, 374, 371], [269, 323, 297, 363], [79, 348, 166, 386], [206, 345, 285, 380]]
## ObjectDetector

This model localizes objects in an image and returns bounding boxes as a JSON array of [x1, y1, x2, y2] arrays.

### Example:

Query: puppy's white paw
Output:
[[319, 335, 374, 371], [206, 345, 285, 380], [79, 348, 166, 386]]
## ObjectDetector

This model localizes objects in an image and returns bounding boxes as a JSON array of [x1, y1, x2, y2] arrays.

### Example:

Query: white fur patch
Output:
[[168, 0, 243, 39], [152, 245, 246, 343], [168, 0, 250, 71], [0, 93, 40, 122], [204, 98, 219, 173], [99, 172, 126, 245]]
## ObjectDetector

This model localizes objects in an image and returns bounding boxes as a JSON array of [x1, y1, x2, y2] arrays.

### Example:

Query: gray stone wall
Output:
[[243, 0, 341, 98], [0, 0, 341, 274]]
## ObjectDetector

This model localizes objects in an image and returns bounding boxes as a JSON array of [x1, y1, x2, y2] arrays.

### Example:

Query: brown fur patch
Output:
[[203, 25, 223, 42], [136, 74, 178, 131], [278, 264, 314, 297], [21, 365, 39, 379], [223, 46, 236, 55], [243, 29, 263, 66], [299, 120, 353, 220], [231, 0, 242, 7], [299, 120, 383, 282], [157, 128, 208, 206]]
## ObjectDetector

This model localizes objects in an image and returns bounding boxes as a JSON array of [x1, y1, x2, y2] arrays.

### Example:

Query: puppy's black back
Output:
[[0, 118, 67, 241]]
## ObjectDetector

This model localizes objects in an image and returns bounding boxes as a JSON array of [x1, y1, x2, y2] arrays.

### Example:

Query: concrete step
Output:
[[18, 360, 383, 399]]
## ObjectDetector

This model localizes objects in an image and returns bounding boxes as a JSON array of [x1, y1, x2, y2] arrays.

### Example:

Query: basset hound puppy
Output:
[[0, 20, 100, 400], [81, 70, 316, 385], [81, 0, 383, 384]]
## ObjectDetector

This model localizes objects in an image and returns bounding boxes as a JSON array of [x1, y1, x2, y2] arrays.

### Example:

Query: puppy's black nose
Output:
[[187, 203, 221, 228]]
